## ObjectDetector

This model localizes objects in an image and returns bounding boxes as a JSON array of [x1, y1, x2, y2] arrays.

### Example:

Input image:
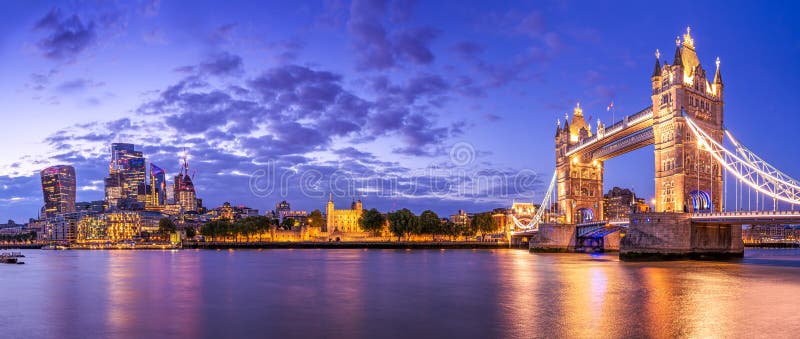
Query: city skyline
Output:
[[3, 1, 800, 222]]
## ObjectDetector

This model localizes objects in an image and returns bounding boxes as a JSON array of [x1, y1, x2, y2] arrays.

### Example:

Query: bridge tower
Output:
[[651, 27, 724, 213], [556, 103, 604, 223]]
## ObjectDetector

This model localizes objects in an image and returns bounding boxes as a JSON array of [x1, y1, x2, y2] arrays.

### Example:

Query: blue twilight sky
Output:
[[1, 0, 800, 222]]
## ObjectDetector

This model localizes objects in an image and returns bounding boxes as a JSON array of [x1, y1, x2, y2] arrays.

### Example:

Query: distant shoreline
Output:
[[4, 242, 797, 250], [1, 242, 516, 250], [183, 241, 513, 250]]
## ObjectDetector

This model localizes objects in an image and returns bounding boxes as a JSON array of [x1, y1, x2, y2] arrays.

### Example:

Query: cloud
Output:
[[347, 0, 438, 71], [29, 69, 59, 91], [32, 8, 98, 61], [56, 78, 104, 93], [176, 52, 244, 77], [483, 113, 502, 122], [199, 52, 244, 76]]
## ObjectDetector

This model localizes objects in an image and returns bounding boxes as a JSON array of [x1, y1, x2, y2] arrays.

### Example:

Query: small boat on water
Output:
[[1, 252, 24, 258], [1, 252, 25, 264]]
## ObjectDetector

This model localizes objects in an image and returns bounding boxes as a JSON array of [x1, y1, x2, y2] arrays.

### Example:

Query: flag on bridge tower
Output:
[[606, 101, 614, 111]]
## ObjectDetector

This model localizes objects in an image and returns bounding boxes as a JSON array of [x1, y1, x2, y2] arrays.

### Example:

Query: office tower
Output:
[[150, 163, 166, 206], [40, 165, 77, 218], [105, 143, 146, 208]]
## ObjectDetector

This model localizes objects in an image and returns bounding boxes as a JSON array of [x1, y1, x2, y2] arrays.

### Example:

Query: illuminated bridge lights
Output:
[[510, 170, 558, 234], [565, 107, 653, 157], [685, 112, 800, 206]]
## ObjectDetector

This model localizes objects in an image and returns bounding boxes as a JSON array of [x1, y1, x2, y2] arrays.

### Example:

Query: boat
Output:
[[0, 252, 24, 258]]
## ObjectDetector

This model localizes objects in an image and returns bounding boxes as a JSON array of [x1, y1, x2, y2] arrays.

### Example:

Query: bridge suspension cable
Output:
[[725, 130, 800, 192], [684, 113, 800, 207], [511, 170, 557, 231]]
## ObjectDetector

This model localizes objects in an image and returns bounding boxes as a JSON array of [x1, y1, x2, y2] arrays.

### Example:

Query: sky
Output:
[[1, 0, 800, 222]]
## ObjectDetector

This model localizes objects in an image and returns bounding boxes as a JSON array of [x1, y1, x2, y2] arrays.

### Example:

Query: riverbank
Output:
[[2, 242, 512, 250], [0, 244, 43, 249], [183, 241, 510, 250], [745, 243, 800, 248]]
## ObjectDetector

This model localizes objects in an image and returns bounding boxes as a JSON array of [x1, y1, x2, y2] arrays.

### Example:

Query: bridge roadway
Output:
[[691, 210, 800, 224], [565, 107, 654, 160]]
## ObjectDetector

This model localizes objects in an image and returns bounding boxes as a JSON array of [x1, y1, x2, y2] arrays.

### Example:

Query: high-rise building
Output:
[[105, 143, 146, 209], [40, 165, 76, 218], [150, 163, 166, 206], [173, 152, 197, 213]]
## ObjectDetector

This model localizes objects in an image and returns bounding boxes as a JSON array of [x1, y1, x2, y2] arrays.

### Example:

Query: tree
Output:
[[201, 220, 232, 242], [308, 209, 324, 229], [442, 220, 459, 241], [158, 218, 177, 238], [359, 208, 386, 234], [281, 218, 296, 230], [387, 208, 418, 241], [419, 210, 441, 239], [185, 226, 196, 238], [472, 212, 495, 241]]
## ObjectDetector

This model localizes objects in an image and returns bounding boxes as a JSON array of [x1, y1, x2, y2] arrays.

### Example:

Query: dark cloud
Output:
[[392, 27, 438, 64], [483, 113, 502, 122], [209, 23, 237, 44], [347, 0, 437, 71], [29, 69, 59, 91], [32, 8, 97, 61], [199, 52, 244, 76], [394, 113, 448, 156], [56, 78, 104, 93], [176, 52, 244, 77]]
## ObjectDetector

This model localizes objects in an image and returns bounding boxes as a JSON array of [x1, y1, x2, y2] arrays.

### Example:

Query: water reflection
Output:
[[2, 249, 800, 338]]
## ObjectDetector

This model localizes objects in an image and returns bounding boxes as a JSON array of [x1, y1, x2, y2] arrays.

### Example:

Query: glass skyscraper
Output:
[[105, 143, 146, 208], [40, 165, 77, 218], [150, 163, 166, 206]]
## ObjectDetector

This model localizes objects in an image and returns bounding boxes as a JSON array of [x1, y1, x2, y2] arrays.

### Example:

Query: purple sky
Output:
[[2, 0, 800, 222]]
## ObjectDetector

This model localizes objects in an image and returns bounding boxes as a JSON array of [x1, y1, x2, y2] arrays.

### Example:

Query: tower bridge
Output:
[[512, 28, 800, 259]]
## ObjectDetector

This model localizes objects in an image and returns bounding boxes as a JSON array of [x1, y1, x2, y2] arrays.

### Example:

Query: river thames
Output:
[[2, 249, 799, 338]]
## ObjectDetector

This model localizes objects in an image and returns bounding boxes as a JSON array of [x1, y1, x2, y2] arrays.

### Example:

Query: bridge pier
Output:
[[620, 212, 743, 260], [529, 224, 576, 252], [529, 223, 622, 253]]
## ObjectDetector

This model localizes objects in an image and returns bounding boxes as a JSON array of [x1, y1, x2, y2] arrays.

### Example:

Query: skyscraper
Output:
[[149, 163, 166, 206], [40, 165, 77, 218], [173, 152, 197, 213], [105, 143, 146, 209]]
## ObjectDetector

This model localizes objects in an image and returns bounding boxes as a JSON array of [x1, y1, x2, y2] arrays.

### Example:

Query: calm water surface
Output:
[[2, 249, 800, 338]]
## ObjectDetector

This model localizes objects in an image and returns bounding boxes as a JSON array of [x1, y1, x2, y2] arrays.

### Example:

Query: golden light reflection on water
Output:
[[7, 249, 800, 338], [107, 251, 135, 333], [641, 266, 673, 338], [499, 250, 540, 337]]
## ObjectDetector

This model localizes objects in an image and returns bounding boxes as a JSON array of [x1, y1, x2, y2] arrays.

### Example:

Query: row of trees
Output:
[[0, 231, 37, 243], [192, 208, 499, 242], [359, 208, 499, 241], [200, 216, 273, 242], [197, 210, 326, 242]]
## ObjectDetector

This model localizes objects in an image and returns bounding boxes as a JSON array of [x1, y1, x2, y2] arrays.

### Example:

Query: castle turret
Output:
[[325, 193, 334, 232], [652, 50, 663, 94], [568, 103, 591, 143]]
